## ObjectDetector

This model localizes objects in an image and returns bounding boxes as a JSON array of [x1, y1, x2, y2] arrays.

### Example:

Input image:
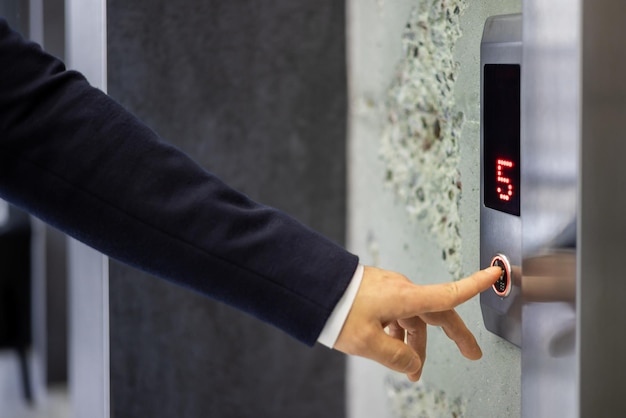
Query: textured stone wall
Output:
[[380, 1, 466, 277], [347, 1, 521, 417]]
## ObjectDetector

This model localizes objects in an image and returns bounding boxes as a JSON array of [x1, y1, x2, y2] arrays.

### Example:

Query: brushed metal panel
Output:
[[480, 13, 523, 347], [522, 2, 579, 417], [580, 1, 626, 416]]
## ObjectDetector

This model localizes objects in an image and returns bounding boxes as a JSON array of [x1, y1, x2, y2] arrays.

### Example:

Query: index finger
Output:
[[404, 266, 501, 315]]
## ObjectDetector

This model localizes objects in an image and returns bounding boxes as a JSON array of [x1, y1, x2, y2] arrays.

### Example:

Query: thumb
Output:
[[367, 330, 423, 379]]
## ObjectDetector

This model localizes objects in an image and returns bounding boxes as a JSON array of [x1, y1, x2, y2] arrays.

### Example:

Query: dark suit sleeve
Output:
[[0, 18, 358, 345]]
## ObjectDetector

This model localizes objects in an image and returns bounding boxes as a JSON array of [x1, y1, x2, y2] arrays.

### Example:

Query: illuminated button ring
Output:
[[491, 253, 512, 297]]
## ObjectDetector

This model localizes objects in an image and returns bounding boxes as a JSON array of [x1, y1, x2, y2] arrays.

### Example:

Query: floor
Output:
[[0, 352, 70, 418]]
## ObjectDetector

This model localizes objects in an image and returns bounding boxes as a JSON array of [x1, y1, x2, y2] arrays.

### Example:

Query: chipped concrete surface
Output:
[[386, 377, 466, 418], [380, 0, 466, 277], [347, 1, 522, 417]]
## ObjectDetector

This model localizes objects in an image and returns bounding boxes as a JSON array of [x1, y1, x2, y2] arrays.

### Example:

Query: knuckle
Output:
[[389, 345, 416, 373], [349, 325, 378, 356], [446, 281, 461, 303]]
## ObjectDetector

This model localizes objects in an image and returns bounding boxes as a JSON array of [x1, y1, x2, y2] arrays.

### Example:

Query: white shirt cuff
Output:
[[317, 264, 364, 348]]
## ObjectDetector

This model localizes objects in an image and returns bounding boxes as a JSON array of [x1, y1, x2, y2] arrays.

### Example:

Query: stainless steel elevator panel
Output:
[[481, 10, 579, 416], [480, 14, 523, 347], [522, 2, 579, 417], [481, 4, 626, 416]]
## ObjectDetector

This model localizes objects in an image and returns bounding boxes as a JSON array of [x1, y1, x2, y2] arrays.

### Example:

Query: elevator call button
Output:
[[479, 13, 522, 347], [491, 253, 512, 297]]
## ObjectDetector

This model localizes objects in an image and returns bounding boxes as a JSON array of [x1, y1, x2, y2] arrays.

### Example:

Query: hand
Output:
[[333, 265, 502, 381]]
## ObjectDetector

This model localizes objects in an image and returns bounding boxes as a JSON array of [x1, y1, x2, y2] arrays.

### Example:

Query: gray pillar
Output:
[[107, 1, 348, 417], [580, 1, 626, 415]]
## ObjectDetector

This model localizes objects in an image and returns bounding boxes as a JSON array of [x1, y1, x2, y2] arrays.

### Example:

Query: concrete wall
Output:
[[346, 1, 521, 417], [106, 1, 348, 417]]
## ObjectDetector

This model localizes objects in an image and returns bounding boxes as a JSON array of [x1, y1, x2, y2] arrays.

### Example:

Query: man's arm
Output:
[[0, 18, 500, 381], [0, 18, 358, 345]]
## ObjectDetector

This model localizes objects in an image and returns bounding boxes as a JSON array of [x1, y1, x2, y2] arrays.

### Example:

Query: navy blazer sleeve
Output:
[[0, 18, 358, 345]]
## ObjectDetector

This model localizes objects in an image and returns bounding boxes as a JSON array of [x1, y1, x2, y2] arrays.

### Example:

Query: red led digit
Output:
[[496, 159, 514, 202]]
